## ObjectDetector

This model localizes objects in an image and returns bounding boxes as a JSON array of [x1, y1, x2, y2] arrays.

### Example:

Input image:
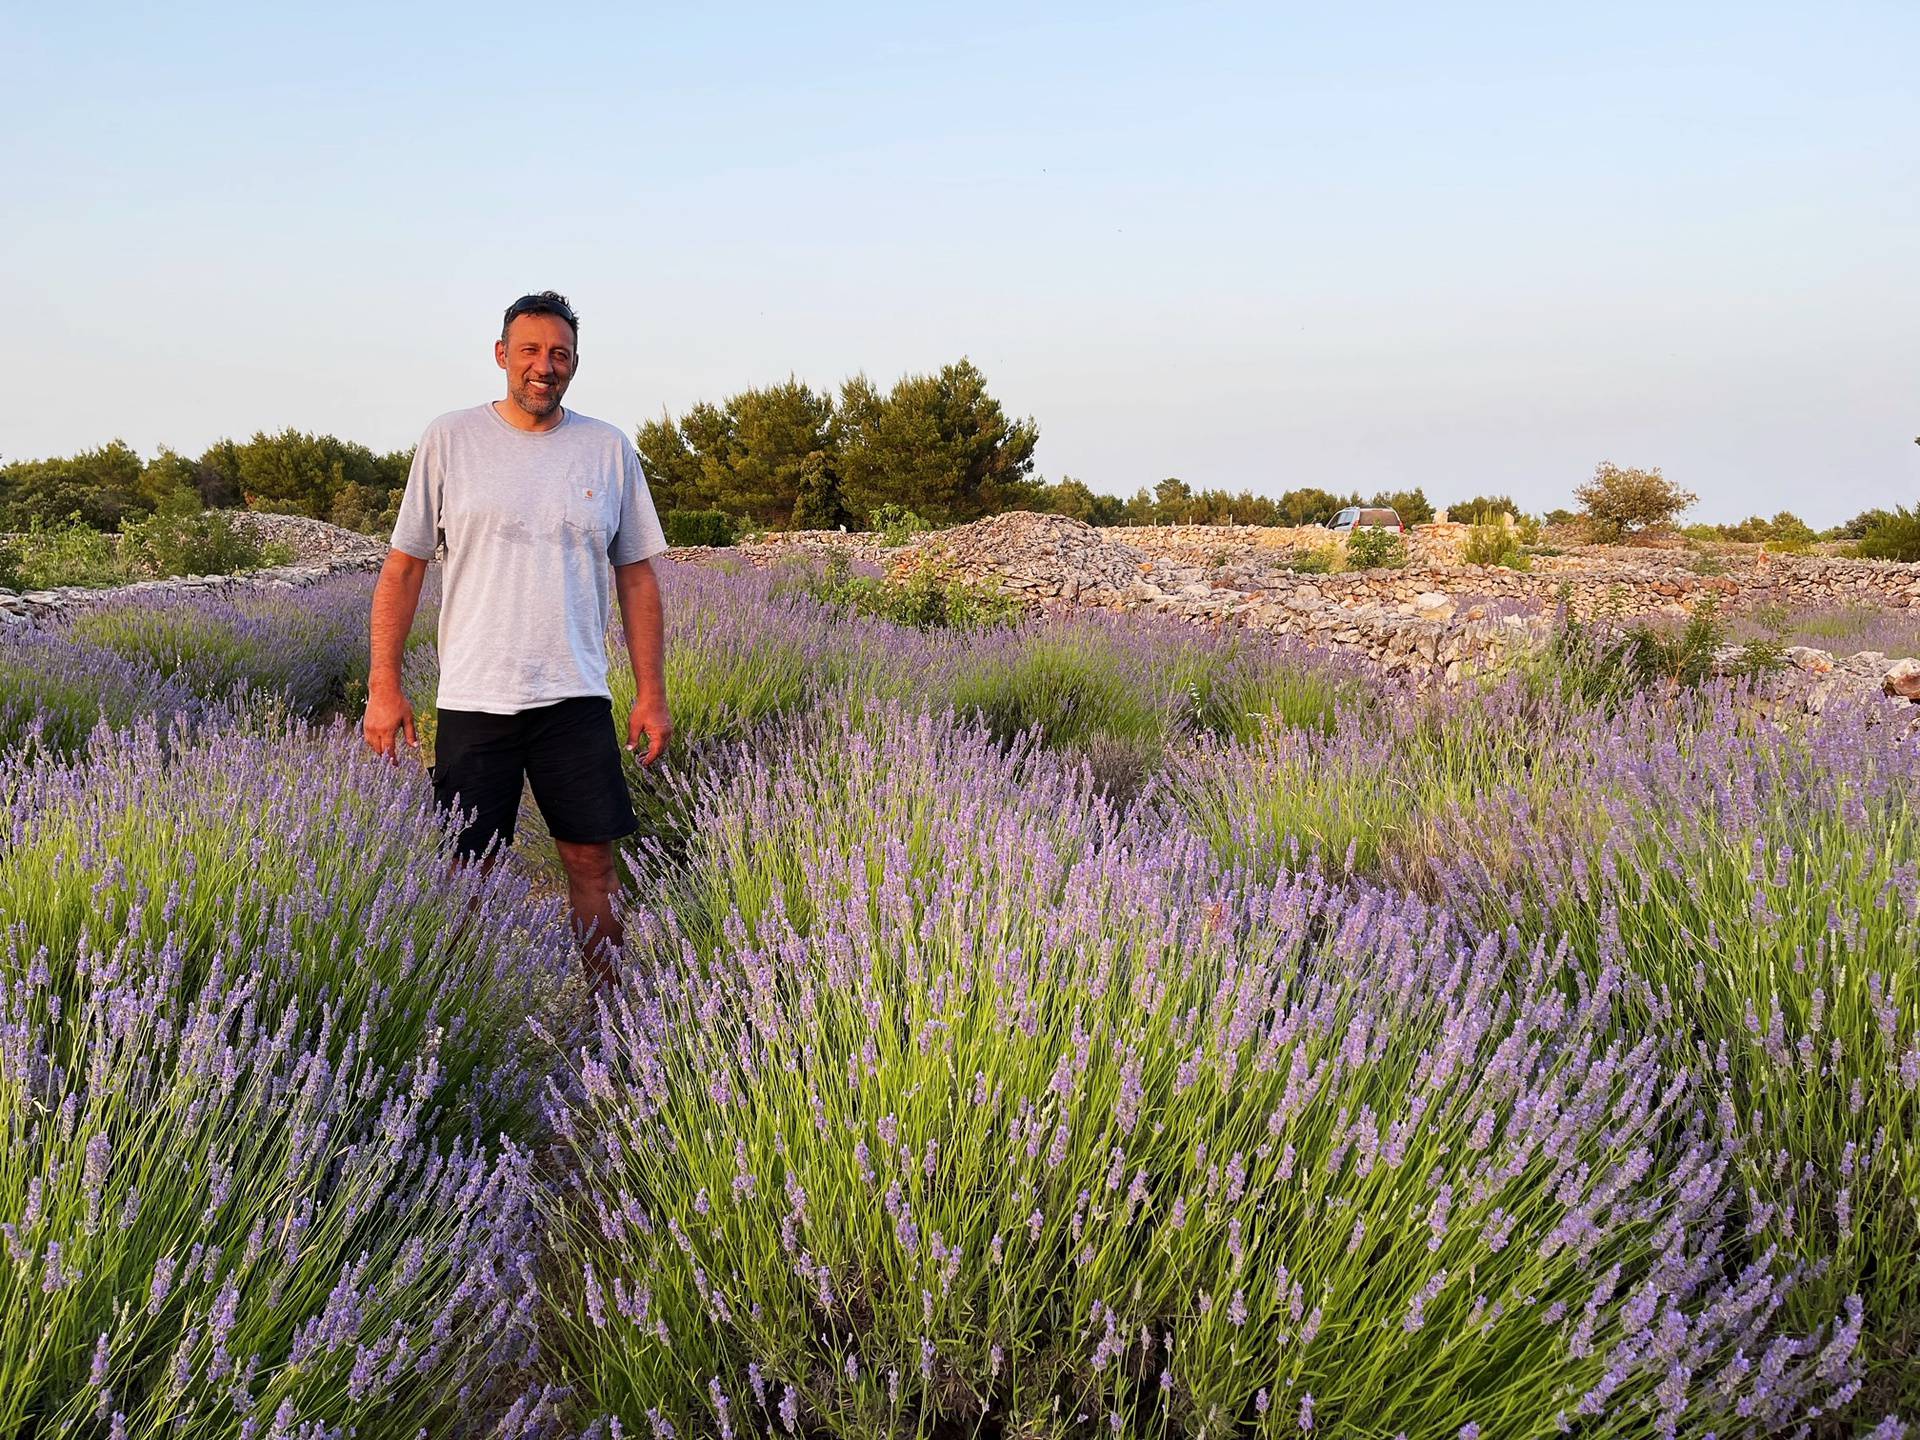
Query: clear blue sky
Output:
[[5, 0, 1916, 524]]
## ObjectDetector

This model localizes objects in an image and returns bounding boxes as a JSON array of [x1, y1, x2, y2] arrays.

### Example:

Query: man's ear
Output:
[[494, 338, 508, 370]]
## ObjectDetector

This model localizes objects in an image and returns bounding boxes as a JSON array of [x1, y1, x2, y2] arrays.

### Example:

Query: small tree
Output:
[[789, 451, 850, 530], [1573, 462, 1696, 539], [1444, 494, 1522, 525], [1857, 506, 1920, 562], [1346, 526, 1408, 569]]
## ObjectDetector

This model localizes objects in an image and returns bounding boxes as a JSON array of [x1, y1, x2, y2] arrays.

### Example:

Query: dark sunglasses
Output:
[[503, 295, 578, 332]]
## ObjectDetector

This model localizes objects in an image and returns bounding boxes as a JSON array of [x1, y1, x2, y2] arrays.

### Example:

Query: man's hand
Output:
[[364, 686, 419, 763], [626, 692, 673, 767], [366, 549, 429, 764]]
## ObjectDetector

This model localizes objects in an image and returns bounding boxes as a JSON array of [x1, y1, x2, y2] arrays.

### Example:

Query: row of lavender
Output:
[[1, 565, 1912, 1437]]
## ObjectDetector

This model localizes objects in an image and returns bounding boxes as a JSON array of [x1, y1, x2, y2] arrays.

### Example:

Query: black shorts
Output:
[[430, 696, 638, 860]]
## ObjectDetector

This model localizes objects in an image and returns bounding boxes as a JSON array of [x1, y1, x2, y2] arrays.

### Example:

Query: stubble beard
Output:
[[510, 376, 564, 419]]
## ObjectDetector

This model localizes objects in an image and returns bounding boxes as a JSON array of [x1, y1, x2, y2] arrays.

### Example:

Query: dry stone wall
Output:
[[0, 513, 386, 626], [869, 514, 1920, 712], [15, 508, 1911, 716]]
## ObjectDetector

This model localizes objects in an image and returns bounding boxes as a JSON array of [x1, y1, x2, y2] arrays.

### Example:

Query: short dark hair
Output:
[[501, 291, 578, 343]]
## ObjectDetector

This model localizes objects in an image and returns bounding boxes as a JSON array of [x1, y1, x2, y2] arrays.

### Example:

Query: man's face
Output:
[[495, 313, 578, 419]]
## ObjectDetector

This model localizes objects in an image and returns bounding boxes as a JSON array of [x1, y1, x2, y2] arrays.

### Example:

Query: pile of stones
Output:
[[227, 511, 387, 564]]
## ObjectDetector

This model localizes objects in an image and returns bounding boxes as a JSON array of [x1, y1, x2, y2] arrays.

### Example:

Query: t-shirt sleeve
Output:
[[389, 428, 443, 560], [610, 437, 669, 565]]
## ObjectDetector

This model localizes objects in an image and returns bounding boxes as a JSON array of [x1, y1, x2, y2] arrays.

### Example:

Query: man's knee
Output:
[[555, 839, 618, 890]]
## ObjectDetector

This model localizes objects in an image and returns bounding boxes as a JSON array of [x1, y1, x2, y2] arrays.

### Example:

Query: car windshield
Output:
[[1359, 509, 1399, 526]]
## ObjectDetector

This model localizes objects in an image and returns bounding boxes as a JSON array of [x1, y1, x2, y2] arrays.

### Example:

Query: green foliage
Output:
[[0, 440, 147, 530], [1286, 546, 1337, 574], [1274, 486, 1363, 526], [1689, 550, 1729, 576], [640, 362, 1037, 531], [1345, 525, 1407, 569], [1114, 485, 1375, 530], [801, 549, 1022, 631], [327, 481, 406, 535], [0, 518, 130, 590], [865, 502, 932, 546], [1542, 506, 1576, 526], [1031, 475, 1128, 526], [1462, 515, 1531, 569], [635, 409, 707, 514], [1835, 506, 1896, 542], [1118, 479, 1318, 527], [1857, 505, 1920, 561], [1, 508, 288, 591], [218, 428, 397, 518], [1443, 494, 1521, 524], [788, 451, 850, 530], [834, 359, 1040, 525], [1573, 461, 1696, 539], [639, 379, 837, 530], [121, 504, 270, 578], [890, 556, 1024, 629], [1369, 487, 1433, 525], [1540, 593, 1783, 704], [662, 509, 740, 548], [1687, 511, 1818, 549]]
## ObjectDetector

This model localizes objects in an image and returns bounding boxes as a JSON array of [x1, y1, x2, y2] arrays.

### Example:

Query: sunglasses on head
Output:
[[503, 294, 577, 331]]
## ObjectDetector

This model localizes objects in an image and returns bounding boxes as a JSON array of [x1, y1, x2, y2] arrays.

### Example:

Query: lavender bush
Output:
[[1424, 688, 1920, 1418], [0, 717, 580, 1435], [1727, 602, 1920, 659], [1168, 679, 1920, 1420], [0, 627, 212, 758], [544, 704, 1857, 1437], [57, 575, 380, 717], [0, 573, 392, 760], [3, 557, 1913, 1435]]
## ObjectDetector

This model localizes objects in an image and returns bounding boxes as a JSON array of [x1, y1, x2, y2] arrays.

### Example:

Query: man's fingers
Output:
[[643, 726, 672, 767], [403, 711, 418, 747]]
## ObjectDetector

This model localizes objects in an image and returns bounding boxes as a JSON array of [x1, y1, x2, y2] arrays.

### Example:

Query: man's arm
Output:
[[364, 548, 430, 761], [613, 558, 672, 766]]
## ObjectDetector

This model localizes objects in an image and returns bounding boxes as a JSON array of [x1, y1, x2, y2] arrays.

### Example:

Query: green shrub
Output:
[[802, 551, 1022, 632], [1539, 593, 1784, 704], [121, 506, 269, 578], [1857, 505, 1920, 562], [1462, 517, 1530, 569], [327, 481, 405, 535], [865, 502, 933, 546], [1, 518, 130, 590], [1345, 526, 1407, 569], [662, 509, 740, 547], [1285, 546, 1336, 574]]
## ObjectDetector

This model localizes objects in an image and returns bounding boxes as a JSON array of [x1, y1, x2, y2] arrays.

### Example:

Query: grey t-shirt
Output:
[[390, 403, 668, 714]]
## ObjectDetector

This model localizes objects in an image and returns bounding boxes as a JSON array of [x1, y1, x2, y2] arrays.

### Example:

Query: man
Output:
[[362, 291, 672, 985]]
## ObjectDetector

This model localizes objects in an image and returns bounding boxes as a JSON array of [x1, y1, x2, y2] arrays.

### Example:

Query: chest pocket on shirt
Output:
[[559, 485, 615, 549]]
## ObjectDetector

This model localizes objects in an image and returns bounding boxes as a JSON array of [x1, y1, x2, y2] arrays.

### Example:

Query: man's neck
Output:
[[493, 399, 567, 433]]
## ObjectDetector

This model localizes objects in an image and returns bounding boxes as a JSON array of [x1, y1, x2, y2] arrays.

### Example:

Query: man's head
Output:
[[496, 291, 579, 422]]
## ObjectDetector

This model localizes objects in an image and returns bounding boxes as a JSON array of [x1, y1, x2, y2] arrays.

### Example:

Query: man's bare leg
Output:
[[554, 838, 622, 989]]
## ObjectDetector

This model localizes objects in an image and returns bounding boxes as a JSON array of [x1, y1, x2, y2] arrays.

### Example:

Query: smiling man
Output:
[[362, 291, 671, 985]]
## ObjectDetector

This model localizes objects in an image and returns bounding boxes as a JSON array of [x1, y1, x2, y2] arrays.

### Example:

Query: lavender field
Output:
[[1, 562, 1914, 1439]]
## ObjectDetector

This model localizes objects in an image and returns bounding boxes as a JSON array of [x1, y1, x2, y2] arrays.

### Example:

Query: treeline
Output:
[[636, 357, 1542, 533], [0, 433, 413, 534], [4, 367, 1909, 553], [637, 359, 1041, 530], [1096, 482, 1552, 529]]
